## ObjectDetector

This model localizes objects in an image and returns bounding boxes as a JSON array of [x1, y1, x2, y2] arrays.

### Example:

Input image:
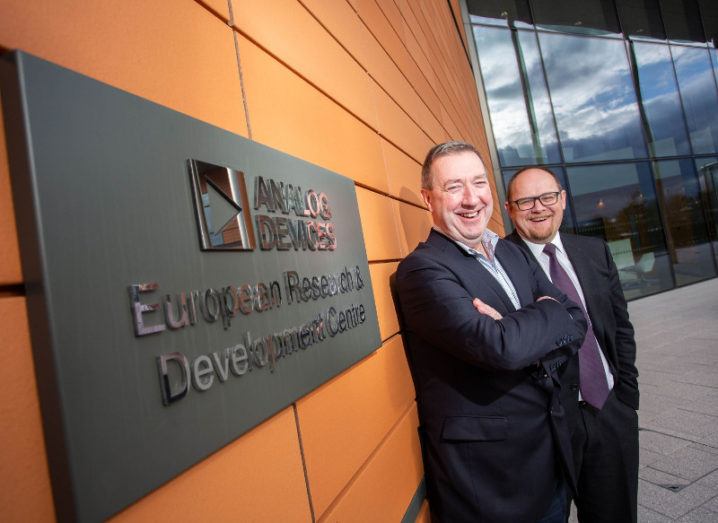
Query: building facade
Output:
[[464, 0, 718, 299], [0, 1, 493, 521]]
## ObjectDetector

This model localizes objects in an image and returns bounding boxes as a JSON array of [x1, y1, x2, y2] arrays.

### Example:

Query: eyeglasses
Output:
[[511, 191, 561, 210]]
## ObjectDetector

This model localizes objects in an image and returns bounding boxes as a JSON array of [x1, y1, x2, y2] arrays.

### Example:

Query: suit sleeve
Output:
[[604, 241, 640, 408], [397, 254, 587, 372]]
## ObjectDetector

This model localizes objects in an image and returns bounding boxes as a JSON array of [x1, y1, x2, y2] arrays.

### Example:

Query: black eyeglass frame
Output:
[[510, 191, 562, 210]]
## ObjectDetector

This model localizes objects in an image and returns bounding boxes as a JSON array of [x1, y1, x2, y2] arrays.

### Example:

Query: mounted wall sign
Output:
[[0, 51, 381, 522]]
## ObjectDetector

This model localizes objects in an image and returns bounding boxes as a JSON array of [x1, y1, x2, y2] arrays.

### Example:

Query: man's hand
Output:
[[472, 298, 503, 320]]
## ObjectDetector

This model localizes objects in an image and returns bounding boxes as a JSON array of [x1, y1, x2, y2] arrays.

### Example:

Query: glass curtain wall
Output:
[[468, 0, 718, 299]]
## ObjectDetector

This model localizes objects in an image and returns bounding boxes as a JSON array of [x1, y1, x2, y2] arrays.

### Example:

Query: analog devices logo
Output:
[[188, 159, 255, 251], [188, 158, 337, 253]]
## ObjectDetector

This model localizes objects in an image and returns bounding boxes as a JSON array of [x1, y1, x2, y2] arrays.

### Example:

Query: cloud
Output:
[[475, 27, 718, 164]]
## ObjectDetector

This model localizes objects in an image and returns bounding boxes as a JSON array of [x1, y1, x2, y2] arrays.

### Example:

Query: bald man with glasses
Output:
[[504, 166, 640, 523]]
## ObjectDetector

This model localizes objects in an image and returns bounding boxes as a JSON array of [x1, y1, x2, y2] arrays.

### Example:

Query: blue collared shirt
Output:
[[440, 228, 521, 310]]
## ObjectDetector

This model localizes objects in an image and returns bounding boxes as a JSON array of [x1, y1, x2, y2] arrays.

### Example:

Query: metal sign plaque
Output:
[[0, 52, 381, 522]]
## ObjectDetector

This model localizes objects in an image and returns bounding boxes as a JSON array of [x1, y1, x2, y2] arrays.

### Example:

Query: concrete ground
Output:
[[570, 278, 718, 521], [631, 278, 718, 521]]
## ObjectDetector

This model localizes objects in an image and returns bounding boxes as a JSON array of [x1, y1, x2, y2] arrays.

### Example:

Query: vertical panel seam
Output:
[[232, 28, 253, 139], [293, 403, 317, 522], [296, 0, 445, 143], [346, 0, 462, 141], [318, 399, 418, 520]]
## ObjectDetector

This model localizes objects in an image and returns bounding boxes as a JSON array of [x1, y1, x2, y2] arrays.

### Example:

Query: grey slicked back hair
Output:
[[421, 141, 484, 190]]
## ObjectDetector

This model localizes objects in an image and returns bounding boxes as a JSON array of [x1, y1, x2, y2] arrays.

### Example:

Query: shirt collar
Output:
[[521, 232, 565, 259], [434, 226, 500, 262]]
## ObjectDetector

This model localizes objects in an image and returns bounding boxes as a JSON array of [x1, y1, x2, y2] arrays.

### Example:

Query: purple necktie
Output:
[[543, 243, 610, 410]]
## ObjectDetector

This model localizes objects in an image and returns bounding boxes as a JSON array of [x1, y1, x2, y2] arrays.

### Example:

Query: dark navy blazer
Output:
[[505, 231, 640, 429], [395, 229, 587, 522]]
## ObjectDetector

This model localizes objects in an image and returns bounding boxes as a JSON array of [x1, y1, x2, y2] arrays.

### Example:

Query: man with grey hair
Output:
[[395, 141, 587, 521]]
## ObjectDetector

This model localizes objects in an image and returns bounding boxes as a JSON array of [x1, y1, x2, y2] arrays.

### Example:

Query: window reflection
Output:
[[531, 0, 621, 36], [631, 42, 692, 156], [467, 0, 533, 28], [475, 26, 560, 166], [672, 45, 718, 153], [695, 157, 718, 260], [701, 0, 718, 45], [654, 159, 716, 285], [539, 33, 649, 163], [616, 0, 665, 40], [659, 0, 705, 43], [567, 163, 672, 298], [468, 3, 718, 297]]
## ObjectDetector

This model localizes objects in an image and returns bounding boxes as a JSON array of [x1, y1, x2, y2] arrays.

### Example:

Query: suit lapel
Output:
[[427, 230, 518, 312], [495, 241, 534, 307]]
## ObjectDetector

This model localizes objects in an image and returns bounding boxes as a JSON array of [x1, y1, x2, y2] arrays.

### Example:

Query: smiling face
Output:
[[422, 151, 493, 250], [506, 168, 566, 244]]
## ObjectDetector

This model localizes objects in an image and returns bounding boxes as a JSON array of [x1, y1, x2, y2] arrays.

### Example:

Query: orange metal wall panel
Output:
[[381, 138, 424, 207], [0, 0, 247, 137], [394, 200, 432, 258], [393, 0, 470, 141], [110, 408, 312, 522], [231, 0, 378, 131], [0, 297, 55, 522], [0, 104, 21, 285], [438, 92, 464, 142], [236, 35, 389, 192], [296, 334, 415, 518], [350, 0, 419, 88], [352, 0, 454, 145], [449, 0, 469, 52], [0, 0, 494, 519], [376, 0, 459, 139], [401, 1, 475, 141], [382, 0, 439, 94], [300, 0, 447, 145], [372, 80, 433, 163], [356, 186, 403, 261], [368, 261, 400, 341], [195, 0, 230, 20], [319, 403, 423, 522]]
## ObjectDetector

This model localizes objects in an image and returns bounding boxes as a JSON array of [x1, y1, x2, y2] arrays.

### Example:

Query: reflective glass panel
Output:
[[694, 157, 718, 260], [567, 162, 673, 298], [616, 0, 666, 40], [467, 0, 533, 28], [654, 159, 717, 284], [539, 33, 649, 163], [632, 42, 692, 156], [700, 0, 718, 46], [474, 27, 561, 166], [672, 45, 718, 153], [532, 0, 621, 36], [660, 0, 705, 43], [502, 167, 576, 233]]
